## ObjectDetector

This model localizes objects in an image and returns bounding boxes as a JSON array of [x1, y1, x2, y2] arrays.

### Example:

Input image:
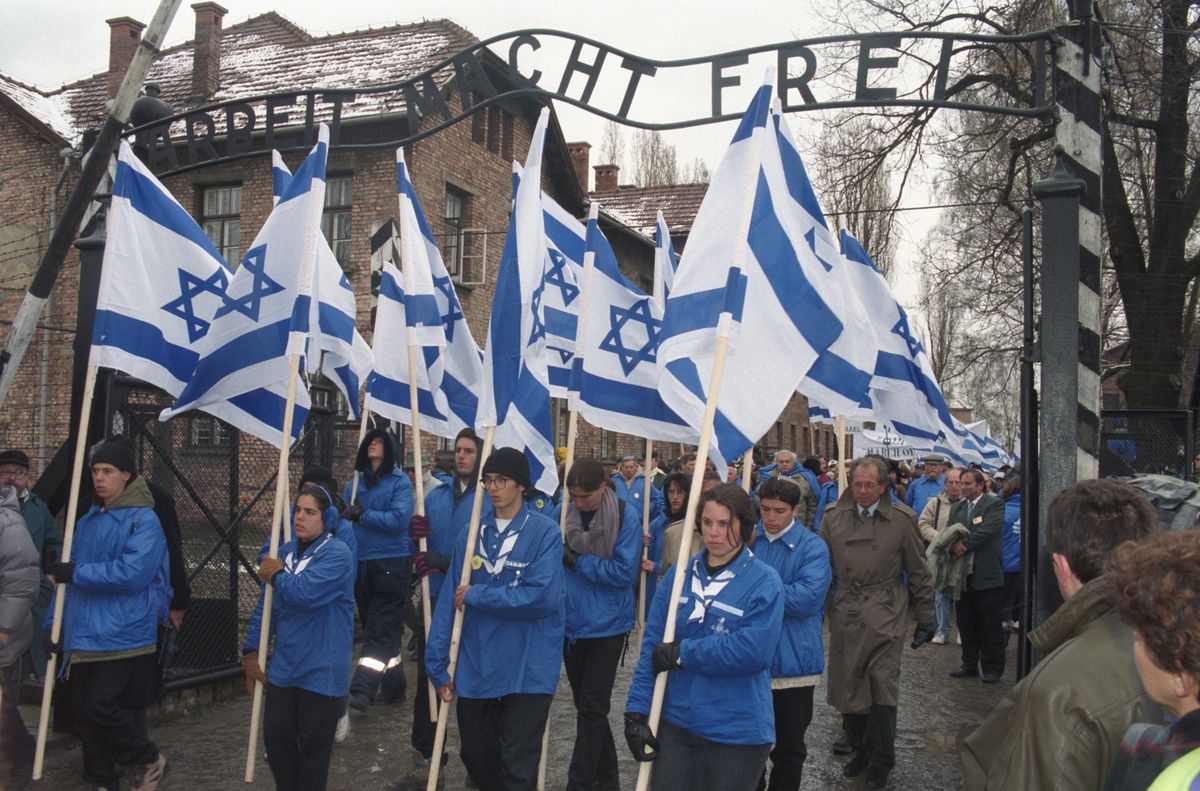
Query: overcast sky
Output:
[[1, 0, 932, 305]]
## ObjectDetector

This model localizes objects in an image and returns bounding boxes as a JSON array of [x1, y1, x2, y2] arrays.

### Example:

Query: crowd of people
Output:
[[0, 434, 1196, 791]]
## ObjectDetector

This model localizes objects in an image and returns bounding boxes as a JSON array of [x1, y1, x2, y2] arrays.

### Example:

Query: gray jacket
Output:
[[0, 484, 40, 667]]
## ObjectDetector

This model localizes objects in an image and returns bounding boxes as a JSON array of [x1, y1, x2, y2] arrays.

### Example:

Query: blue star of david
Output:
[[433, 275, 465, 342], [544, 249, 579, 306], [528, 281, 547, 345], [161, 268, 230, 342], [892, 312, 924, 358], [599, 299, 660, 376], [804, 228, 834, 272], [214, 245, 285, 322]]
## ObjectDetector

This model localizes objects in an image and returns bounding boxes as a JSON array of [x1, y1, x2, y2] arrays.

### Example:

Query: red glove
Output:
[[408, 514, 431, 542]]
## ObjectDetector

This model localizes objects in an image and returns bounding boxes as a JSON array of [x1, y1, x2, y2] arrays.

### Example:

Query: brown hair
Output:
[[1044, 478, 1158, 584], [565, 457, 607, 492], [1107, 531, 1200, 700], [696, 483, 756, 545]]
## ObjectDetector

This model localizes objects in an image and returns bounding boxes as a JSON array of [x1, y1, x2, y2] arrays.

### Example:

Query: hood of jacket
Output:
[[1029, 576, 1112, 655], [104, 476, 155, 511], [355, 427, 397, 476]]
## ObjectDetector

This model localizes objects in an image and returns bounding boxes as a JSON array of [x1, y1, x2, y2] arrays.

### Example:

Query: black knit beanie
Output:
[[92, 438, 137, 476], [481, 447, 532, 491]]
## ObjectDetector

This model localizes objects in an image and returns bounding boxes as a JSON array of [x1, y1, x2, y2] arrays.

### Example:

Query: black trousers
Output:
[[757, 686, 814, 791], [350, 556, 412, 701], [1002, 571, 1021, 623], [1, 659, 34, 767], [651, 718, 771, 791], [70, 653, 160, 788], [263, 683, 342, 791], [456, 693, 552, 791], [843, 705, 896, 772], [957, 583, 1006, 676], [563, 634, 625, 791]]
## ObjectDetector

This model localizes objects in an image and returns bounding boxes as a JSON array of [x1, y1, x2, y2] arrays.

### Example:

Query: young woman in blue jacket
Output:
[[752, 478, 832, 791], [643, 472, 689, 620], [243, 485, 355, 791], [425, 447, 564, 791], [625, 483, 784, 791]]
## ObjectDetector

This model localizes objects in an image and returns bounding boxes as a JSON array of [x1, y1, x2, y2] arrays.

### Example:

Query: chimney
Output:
[[106, 17, 146, 99], [567, 142, 591, 193], [191, 2, 228, 100], [594, 164, 619, 193]]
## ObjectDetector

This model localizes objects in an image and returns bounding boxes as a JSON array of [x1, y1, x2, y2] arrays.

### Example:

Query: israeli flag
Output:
[[765, 105, 877, 416], [572, 204, 695, 443], [652, 209, 678, 310], [163, 125, 331, 446], [479, 110, 558, 496], [657, 81, 843, 469], [93, 141, 308, 445], [271, 151, 373, 418], [509, 164, 587, 398], [363, 150, 483, 437]]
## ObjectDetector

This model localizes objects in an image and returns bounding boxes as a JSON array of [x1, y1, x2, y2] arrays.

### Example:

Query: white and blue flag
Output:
[[271, 150, 373, 418], [652, 209, 678, 310], [479, 110, 558, 496], [363, 149, 484, 437], [93, 141, 308, 445], [572, 204, 696, 443], [163, 125, 331, 446], [657, 81, 843, 469], [765, 106, 877, 416]]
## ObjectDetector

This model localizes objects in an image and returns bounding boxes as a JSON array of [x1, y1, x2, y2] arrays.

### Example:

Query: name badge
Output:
[[972, 516, 983, 525]]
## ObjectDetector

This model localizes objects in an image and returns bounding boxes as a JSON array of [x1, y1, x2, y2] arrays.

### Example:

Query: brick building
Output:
[[0, 5, 841, 500]]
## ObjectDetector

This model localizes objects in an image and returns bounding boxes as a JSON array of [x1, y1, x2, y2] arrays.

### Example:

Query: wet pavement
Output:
[[29, 625, 1013, 790]]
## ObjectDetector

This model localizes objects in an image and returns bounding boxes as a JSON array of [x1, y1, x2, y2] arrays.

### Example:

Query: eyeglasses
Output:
[[850, 481, 883, 490], [0, 468, 27, 479], [482, 475, 513, 489]]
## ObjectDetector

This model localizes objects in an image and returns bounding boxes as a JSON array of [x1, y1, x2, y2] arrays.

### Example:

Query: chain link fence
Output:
[[1100, 409, 1194, 481]]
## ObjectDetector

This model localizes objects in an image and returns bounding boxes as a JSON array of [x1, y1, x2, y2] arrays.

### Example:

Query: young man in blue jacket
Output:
[[49, 439, 170, 791], [388, 428, 493, 790], [343, 428, 414, 713], [753, 478, 832, 791], [556, 458, 642, 791], [425, 448, 564, 791], [625, 484, 784, 791]]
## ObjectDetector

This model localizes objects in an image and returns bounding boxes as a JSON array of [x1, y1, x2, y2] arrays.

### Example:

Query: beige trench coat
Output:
[[819, 491, 935, 712]]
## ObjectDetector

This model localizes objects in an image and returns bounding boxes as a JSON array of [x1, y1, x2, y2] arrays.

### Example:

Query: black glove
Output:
[[623, 712, 660, 762], [50, 561, 74, 584], [563, 545, 580, 570], [413, 551, 450, 579], [651, 641, 682, 674], [408, 514, 431, 543], [346, 503, 364, 522], [42, 633, 62, 658], [911, 622, 937, 649]]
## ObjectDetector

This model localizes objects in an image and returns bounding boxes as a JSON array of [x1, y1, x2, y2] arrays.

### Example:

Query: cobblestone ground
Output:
[[30, 625, 1012, 790]]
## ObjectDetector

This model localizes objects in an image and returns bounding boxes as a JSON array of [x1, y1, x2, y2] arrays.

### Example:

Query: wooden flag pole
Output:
[[245, 352, 303, 783], [348, 406, 371, 506], [635, 313, 735, 791], [426, 425, 495, 791], [406, 344, 439, 723], [741, 452, 753, 495], [637, 438, 654, 632], [32, 364, 98, 780], [835, 415, 848, 491]]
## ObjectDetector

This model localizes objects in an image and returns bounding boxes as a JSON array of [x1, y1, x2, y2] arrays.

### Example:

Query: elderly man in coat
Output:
[[819, 456, 937, 790]]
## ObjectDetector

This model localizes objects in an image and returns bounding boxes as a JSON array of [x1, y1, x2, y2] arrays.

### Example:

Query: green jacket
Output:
[[948, 492, 1005, 590], [961, 578, 1164, 790], [20, 490, 60, 567]]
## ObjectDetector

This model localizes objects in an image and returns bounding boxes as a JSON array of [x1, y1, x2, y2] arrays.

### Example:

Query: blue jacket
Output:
[[245, 530, 355, 697], [55, 478, 170, 661], [555, 491, 642, 641], [905, 475, 945, 517], [643, 513, 669, 620], [345, 468, 414, 560], [611, 474, 664, 523], [426, 503, 564, 698], [1002, 492, 1021, 572], [627, 547, 783, 745], [752, 521, 831, 679], [423, 480, 494, 600]]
